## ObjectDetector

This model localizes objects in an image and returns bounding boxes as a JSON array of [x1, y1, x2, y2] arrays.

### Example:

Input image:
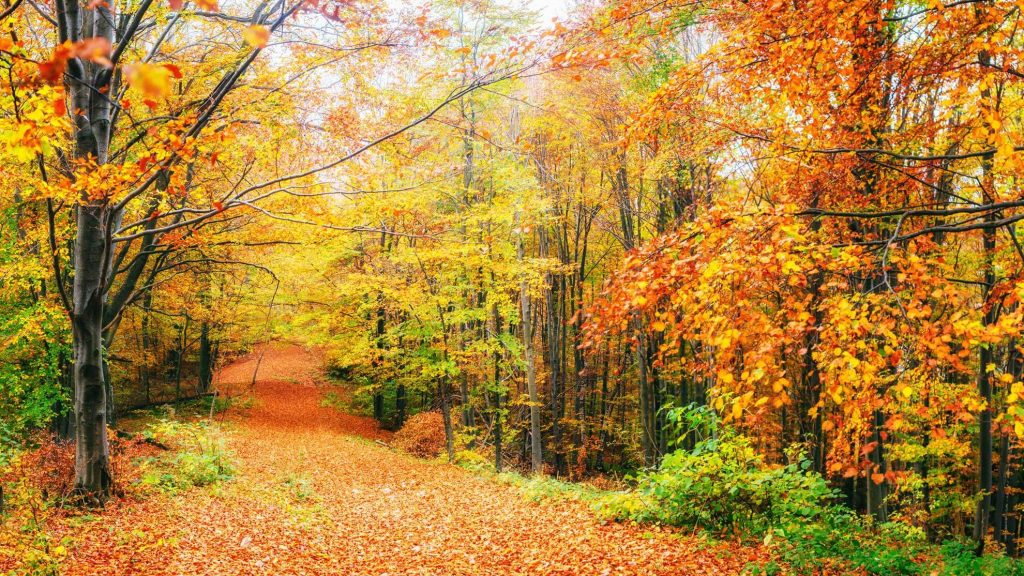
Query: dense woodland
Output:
[[5, 0, 1024, 573]]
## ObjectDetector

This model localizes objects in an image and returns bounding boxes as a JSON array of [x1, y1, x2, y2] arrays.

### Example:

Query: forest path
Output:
[[61, 343, 761, 575]]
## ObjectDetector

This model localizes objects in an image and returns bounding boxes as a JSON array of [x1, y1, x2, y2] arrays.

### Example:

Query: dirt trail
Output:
[[60, 343, 760, 575]]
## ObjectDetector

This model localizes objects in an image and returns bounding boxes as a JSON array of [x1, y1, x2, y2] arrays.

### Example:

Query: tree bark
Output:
[[198, 322, 212, 394], [519, 231, 543, 473], [72, 204, 112, 500]]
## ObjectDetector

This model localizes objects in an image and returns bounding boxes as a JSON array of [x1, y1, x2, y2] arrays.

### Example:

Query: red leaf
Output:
[[163, 63, 183, 79]]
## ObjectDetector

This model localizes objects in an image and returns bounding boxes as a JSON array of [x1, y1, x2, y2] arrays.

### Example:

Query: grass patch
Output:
[[456, 453, 606, 504], [117, 395, 255, 436], [282, 471, 315, 502], [494, 471, 604, 503], [319, 390, 353, 413], [137, 420, 234, 493]]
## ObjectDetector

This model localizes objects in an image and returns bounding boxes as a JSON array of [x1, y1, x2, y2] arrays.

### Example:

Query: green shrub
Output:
[[453, 449, 495, 473], [768, 512, 929, 575], [520, 402, 1024, 575], [598, 406, 833, 537], [0, 300, 70, 455], [939, 540, 1024, 576], [138, 420, 234, 493], [282, 472, 315, 501]]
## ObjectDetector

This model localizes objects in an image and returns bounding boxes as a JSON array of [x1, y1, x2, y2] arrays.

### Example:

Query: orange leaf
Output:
[[74, 37, 113, 67], [38, 38, 112, 84]]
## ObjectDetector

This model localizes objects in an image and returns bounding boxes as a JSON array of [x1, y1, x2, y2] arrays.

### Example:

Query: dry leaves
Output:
[[38, 345, 766, 575]]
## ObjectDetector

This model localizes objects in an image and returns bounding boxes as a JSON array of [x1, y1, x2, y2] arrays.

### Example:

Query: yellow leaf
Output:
[[243, 25, 270, 49], [124, 63, 173, 99]]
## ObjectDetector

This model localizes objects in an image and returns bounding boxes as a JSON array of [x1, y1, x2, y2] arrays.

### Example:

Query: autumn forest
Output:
[[4, 0, 1024, 574]]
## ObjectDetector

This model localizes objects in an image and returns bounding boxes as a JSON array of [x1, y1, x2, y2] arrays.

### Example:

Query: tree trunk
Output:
[[439, 378, 455, 461], [140, 290, 153, 405], [72, 204, 112, 500], [67, 0, 117, 501], [866, 409, 888, 522], [519, 233, 543, 473], [974, 216, 997, 550], [395, 384, 407, 428], [198, 322, 212, 394], [636, 328, 656, 467]]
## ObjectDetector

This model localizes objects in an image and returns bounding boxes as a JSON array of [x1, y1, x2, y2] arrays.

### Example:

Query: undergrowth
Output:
[[590, 404, 1024, 576], [137, 420, 234, 493], [0, 430, 159, 575], [451, 402, 1024, 576]]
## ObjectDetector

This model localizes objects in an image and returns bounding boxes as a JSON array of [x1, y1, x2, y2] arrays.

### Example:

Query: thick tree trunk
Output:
[[72, 204, 112, 500], [973, 51, 997, 545], [66, 0, 117, 502]]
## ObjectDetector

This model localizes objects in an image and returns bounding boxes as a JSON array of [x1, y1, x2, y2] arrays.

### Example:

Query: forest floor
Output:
[[49, 343, 766, 575]]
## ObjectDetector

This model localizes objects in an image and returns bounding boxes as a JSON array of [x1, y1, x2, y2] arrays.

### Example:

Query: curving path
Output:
[[58, 343, 763, 575]]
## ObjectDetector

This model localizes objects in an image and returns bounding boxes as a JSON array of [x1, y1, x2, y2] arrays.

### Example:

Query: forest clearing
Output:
[[5, 0, 1024, 574]]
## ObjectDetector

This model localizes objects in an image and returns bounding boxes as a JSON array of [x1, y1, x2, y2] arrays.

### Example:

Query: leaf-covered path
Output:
[[59, 344, 763, 575]]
